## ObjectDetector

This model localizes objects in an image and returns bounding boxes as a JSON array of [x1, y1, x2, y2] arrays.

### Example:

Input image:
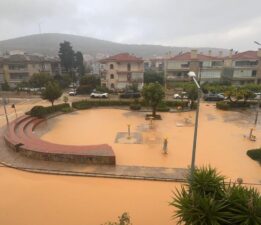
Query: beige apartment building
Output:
[[166, 50, 224, 82], [0, 53, 61, 87], [222, 50, 261, 84], [166, 49, 261, 84], [100, 53, 144, 90]]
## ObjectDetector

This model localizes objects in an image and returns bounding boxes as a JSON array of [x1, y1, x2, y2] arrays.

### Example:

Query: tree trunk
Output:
[[152, 106, 156, 117], [51, 101, 54, 106]]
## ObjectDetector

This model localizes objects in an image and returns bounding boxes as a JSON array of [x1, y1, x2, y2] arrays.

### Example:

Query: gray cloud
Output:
[[0, 0, 261, 50]]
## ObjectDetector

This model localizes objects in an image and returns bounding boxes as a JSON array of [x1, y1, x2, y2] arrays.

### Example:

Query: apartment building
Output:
[[0, 53, 61, 87], [100, 53, 144, 90], [144, 57, 164, 71], [165, 49, 261, 84], [166, 50, 224, 82], [222, 50, 261, 84]]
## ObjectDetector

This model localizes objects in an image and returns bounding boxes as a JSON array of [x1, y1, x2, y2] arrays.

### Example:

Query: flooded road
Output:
[[0, 167, 179, 225], [41, 104, 261, 183]]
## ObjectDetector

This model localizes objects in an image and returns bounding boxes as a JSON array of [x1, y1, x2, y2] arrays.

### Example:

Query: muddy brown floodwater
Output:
[[41, 104, 261, 184], [1, 102, 261, 225], [0, 167, 180, 225]]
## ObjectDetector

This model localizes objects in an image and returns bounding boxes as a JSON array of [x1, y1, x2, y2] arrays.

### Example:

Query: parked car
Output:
[[204, 93, 224, 101], [254, 92, 261, 100], [119, 91, 141, 99], [173, 92, 188, 99], [90, 92, 108, 98], [69, 90, 77, 96]]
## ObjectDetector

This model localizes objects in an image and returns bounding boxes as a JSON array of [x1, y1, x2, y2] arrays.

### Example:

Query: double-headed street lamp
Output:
[[188, 71, 201, 175]]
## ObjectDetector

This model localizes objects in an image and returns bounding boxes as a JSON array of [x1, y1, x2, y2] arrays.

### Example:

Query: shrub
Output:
[[28, 103, 70, 117], [216, 101, 250, 110], [164, 100, 189, 108], [216, 101, 230, 110], [72, 100, 131, 109], [156, 101, 170, 112], [130, 103, 141, 110], [30, 106, 47, 118], [247, 148, 261, 163]]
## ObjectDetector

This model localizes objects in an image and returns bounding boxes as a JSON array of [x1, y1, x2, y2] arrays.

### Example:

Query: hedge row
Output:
[[216, 101, 251, 110], [247, 148, 261, 163], [72, 100, 131, 109], [72, 99, 190, 110], [28, 103, 70, 117]]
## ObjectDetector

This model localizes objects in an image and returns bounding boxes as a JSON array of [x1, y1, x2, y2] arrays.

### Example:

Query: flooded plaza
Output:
[[41, 103, 261, 184], [1, 100, 261, 225]]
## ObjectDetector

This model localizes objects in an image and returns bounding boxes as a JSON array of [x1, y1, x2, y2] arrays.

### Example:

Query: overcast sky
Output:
[[0, 0, 261, 50]]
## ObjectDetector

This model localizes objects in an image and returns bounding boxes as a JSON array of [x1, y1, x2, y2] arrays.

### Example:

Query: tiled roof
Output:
[[230, 51, 258, 60], [100, 53, 143, 63], [2, 54, 60, 63], [169, 52, 222, 61]]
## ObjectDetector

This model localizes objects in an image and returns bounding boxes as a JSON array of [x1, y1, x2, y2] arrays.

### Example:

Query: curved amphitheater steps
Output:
[[4, 115, 116, 165]]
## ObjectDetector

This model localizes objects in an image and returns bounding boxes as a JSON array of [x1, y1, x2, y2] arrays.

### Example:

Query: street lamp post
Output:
[[188, 71, 201, 175], [253, 41, 261, 126]]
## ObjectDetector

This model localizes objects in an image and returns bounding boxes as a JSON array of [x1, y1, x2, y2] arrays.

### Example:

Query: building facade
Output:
[[165, 49, 261, 84], [0, 53, 61, 87], [166, 50, 224, 82], [222, 50, 261, 84], [100, 53, 144, 90]]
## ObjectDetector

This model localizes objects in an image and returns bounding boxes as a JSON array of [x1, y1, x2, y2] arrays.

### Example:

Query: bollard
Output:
[[163, 138, 168, 154]]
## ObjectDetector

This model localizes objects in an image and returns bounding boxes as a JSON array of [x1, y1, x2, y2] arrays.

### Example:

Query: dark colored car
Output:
[[119, 91, 141, 99], [204, 93, 224, 101]]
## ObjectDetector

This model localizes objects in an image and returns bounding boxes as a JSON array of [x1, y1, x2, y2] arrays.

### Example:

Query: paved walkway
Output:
[[0, 126, 187, 182]]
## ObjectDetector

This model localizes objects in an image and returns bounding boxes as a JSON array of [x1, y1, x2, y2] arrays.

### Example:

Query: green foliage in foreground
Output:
[[170, 166, 261, 225], [101, 212, 131, 225], [247, 148, 261, 163]]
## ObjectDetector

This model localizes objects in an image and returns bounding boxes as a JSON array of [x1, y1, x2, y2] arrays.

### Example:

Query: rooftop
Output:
[[100, 53, 143, 63], [230, 51, 258, 60], [169, 52, 222, 61]]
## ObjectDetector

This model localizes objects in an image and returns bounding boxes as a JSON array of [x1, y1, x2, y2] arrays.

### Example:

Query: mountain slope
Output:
[[0, 33, 228, 57]]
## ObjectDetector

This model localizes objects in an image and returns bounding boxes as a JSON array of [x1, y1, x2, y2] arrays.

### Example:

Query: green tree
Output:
[[171, 166, 261, 225], [53, 74, 72, 89], [41, 81, 62, 106], [75, 51, 85, 76], [59, 41, 75, 73], [142, 82, 165, 117], [77, 75, 101, 94], [144, 71, 164, 85], [1, 78, 10, 91], [183, 83, 198, 109], [29, 73, 52, 88]]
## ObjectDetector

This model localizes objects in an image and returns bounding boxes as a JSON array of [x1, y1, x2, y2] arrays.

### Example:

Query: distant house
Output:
[[100, 53, 144, 90], [0, 53, 61, 87]]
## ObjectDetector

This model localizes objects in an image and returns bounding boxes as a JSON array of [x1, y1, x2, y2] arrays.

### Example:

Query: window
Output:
[[110, 74, 114, 79], [110, 64, 114, 69], [8, 64, 27, 70], [111, 83, 115, 89], [127, 63, 131, 71], [235, 60, 258, 67], [252, 70, 257, 77]]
